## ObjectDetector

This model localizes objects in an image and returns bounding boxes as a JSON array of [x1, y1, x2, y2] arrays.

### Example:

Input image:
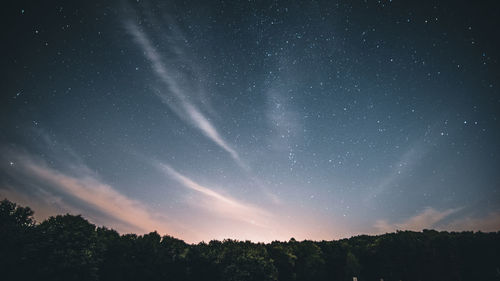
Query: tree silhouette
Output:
[[1, 199, 499, 281]]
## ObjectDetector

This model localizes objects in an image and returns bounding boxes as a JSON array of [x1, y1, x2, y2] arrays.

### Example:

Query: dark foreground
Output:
[[1, 199, 499, 281]]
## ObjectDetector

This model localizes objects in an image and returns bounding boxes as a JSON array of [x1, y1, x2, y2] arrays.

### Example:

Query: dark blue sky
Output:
[[1, 0, 499, 242]]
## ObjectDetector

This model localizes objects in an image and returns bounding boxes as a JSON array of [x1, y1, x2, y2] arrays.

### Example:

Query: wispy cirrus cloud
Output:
[[365, 142, 428, 201], [125, 21, 245, 169], [443, 211, 500, 232], [373, 207, 500, 234], [0, 147, 175, 236], [157, 162, 270, 227], [374, 207, 459, 233]]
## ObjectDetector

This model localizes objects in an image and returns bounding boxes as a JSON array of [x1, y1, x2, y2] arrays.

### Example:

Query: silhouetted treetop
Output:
[[1, 199, 499, 281]]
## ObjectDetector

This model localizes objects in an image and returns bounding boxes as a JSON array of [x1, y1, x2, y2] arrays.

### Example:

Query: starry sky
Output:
[[1, 0, 500, 243]]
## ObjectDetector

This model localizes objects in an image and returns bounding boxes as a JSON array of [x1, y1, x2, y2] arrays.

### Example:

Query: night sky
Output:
[[1, 0, 499, 243]]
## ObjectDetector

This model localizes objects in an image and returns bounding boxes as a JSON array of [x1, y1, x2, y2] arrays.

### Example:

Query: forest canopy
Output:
[[1, 198, 499, 281]]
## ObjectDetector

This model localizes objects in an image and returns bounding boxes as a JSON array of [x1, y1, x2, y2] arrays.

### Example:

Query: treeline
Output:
[[1, 199, 499, 281]]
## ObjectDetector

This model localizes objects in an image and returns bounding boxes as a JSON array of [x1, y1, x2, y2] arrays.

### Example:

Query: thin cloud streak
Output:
[[365, 143, 427, 201], [184, 103, 241, 163], [158, 162, 269, 227], [444, 212, 500, 232], [125, 21, 245, 169], [374, 207, 459, 233], [373, 207, 500, 234], [2, 148, 173, 236], [28, 164, 165, 233]]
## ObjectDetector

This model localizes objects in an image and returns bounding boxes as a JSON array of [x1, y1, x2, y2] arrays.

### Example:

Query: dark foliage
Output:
[[1, 199, 499, 281]]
